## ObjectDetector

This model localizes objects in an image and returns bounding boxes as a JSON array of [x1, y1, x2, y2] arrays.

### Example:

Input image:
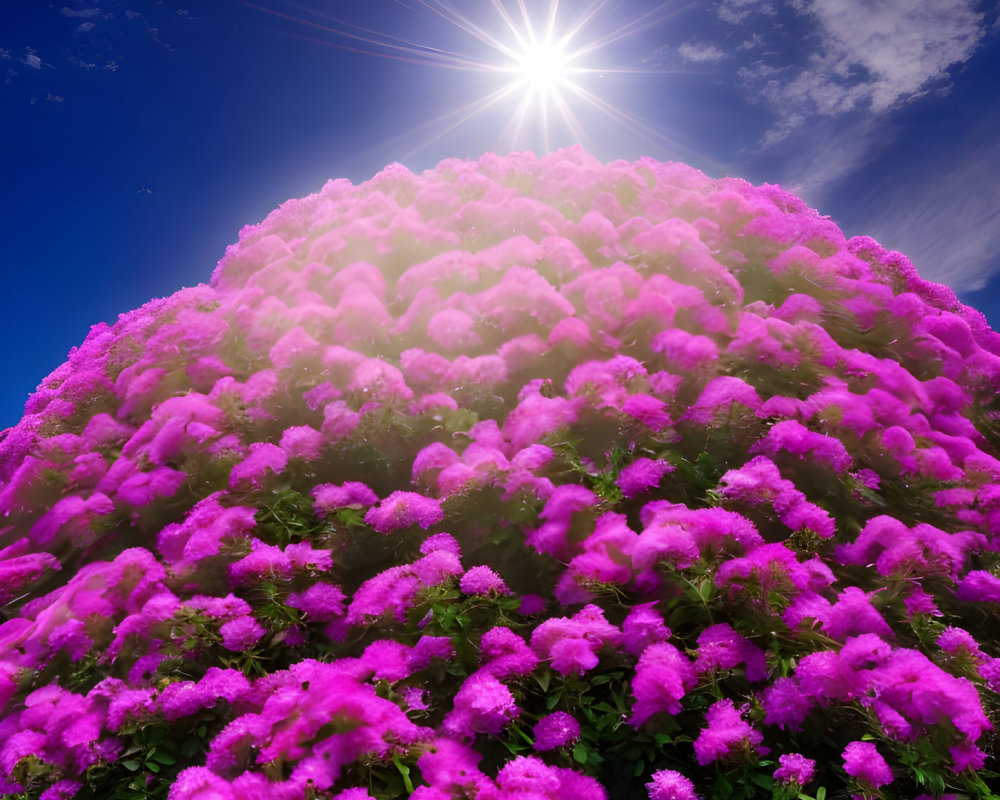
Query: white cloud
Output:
[[61, 6, 101, 17], [75, 22, 96, 34], [737, 33, 765, 51], [23, 52, 41, 69], [735, 0, 988, 188], [802, 0, 985, 113], [718, 0, 775, 25], [678, 41, 726, 64], [745, 0, 986, 129], [0, 49, 10, 60]]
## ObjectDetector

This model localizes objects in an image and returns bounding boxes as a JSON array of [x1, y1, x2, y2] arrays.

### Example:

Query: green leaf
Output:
[[816, 787, 826, 800], [151, 750, 177, 766], [572, 743, 588, 764], [393, 756, 414, 794], [120, 760, 142, 772], [750, 773, 773, 790]]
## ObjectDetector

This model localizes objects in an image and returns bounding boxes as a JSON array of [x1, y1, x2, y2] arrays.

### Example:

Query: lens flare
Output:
[[241, 0, 700, 158], [509, 34, 573, 95]]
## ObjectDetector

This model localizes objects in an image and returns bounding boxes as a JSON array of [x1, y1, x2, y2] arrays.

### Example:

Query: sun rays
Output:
[[241, 0, 695, 158]]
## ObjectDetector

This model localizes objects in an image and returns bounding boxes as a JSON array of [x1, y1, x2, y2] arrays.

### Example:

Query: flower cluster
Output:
[[1, 147, 999, 799]]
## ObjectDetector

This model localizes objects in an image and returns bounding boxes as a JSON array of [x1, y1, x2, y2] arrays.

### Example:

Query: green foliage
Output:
[[75, 723, 216, 800]]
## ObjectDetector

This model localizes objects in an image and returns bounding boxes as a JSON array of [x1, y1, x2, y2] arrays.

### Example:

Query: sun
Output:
[[242, 0, 688, 155], [507, 33, 574, 97]]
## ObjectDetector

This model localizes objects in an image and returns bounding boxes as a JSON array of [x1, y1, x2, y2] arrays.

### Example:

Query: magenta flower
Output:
[[617, 457, 674, 498], [228, 442, 288, 490], [480, 626, 539, 678], [533, 712, 581, 751], [773, 753, 815, 785], [630, 642, 697, 726], [645, 769, 699, 800], [693, 623, 767, 682], [286, 582, 347, 622], [443, 670, 520, 739], [692, 699, 764, 765], [531, 605, 621, 676], [622, 602, 671, 657], [842, 741, 893, 789], [7, 147, 1000, 800], [279, 425, 325, 460], [219, 616, 266, 651], [459, 565, 512, 596], [364, 491, 444, 533], [759, 677, 812, 731]]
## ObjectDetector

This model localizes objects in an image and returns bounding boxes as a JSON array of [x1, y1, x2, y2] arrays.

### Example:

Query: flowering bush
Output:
[[2, 146, 1000, 800]]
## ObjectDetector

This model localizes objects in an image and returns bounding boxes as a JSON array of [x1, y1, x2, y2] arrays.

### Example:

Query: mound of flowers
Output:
[[2, 146, 1000, 800]]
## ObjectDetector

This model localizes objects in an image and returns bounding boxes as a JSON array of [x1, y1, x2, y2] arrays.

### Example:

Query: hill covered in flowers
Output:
[[2, 147, 1000, 800]]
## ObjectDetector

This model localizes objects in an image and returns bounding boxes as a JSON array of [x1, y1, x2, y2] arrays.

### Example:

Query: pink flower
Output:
[[533, 712, 581, 751], [444, 670, 520, 738], [774, 753, 815, 785], [956, 570, 1000, 603], [759, 677, 812, 731], [692, 699, 764, 765], [286, 582, 346, 622], [228, 442, 288, 490], [842, 741, 893, 789], [219, 616, 266, 651], [312, 481, 378, 515], [630, 642, 696, 726], [617, 457, 674, 498], [493, 756, 606, 799], [364, 491, 444, 533], [417, 738, 486, 792], [480, 626, 538, 678], [754, 419, 853, 472], [622, 393, 672, 430], [693, 623, 767, 682], [645, 769, 699, 800], [622, 602, 671, 657], [531, 605, 621, 676], [459, 565, 511, 596], [168, 766, 235, 800], [279, 425, 325, 460], [228, 539, 333, 584], [39, 780, 82, 800], [526, 484, 598, 559]]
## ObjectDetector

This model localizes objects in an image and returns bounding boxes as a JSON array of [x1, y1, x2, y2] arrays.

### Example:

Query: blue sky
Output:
[[2, 0, 999, 428]]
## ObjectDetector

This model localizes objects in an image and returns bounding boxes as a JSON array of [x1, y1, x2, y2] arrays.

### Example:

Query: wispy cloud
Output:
[[723, 0, 991, 201], [778, 116, 893, 204], [717, 0, 775, 25], [23, 50, 41, 70], [860, 120, 1000, 292], [678, 41, 726, 64], [61, 7, 101, 18], [742, 0, 986, 142]]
